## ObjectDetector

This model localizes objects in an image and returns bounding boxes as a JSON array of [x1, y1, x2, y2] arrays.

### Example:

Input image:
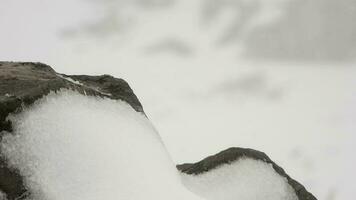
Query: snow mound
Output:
[[0, 89, 301, 200], [0, 90, 201, 200], [180, 158, 298, 200]]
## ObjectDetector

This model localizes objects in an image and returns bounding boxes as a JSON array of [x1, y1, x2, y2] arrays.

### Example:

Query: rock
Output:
[[0, 62, 144, 132], [0, 61, 143, 200], [177, 147, 317, 200]]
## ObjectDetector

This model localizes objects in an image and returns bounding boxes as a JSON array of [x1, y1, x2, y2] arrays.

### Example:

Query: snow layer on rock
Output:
[[56, 74, 83, 86], [0, 90, 202, 200], [180, 158, 298, 200], [0, 191, 7, 200]]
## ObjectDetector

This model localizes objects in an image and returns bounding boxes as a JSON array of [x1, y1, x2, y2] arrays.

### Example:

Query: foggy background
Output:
[[1, 0, 355, 199]]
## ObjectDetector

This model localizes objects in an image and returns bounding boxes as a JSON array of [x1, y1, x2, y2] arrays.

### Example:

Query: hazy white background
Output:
[[1, 0, 355, 199]]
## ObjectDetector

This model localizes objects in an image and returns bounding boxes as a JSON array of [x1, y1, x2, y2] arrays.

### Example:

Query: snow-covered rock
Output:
[[178, 147, 317, 200], [0, 62, 146, 199], [0, 62, 316, 200]]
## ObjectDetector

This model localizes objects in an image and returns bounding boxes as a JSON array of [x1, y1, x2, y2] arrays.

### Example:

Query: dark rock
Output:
[[0, 61, 144, 199], [0, 62, 144, 133], [177, 147, 317, 200]]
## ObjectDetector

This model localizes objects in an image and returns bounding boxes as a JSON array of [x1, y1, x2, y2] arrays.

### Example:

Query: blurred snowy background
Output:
[[0, 0, 355, 199]]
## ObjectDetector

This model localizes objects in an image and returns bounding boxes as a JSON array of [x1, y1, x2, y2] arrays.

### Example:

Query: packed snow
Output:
[[0, 90, 202, 200], [0, 90, 301, 200], [1, 0, 356, 199], [180, 158, 297, 200]]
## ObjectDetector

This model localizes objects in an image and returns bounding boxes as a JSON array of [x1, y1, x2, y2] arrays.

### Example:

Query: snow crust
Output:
[[180, 158, 298, 200], [0, 90, 202, 200]]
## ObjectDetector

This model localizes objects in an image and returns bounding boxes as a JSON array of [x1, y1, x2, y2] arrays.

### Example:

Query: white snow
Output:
[[0, 90, 299, 200], [1, 0, 355, 199], [0, 191, 7, 200], [0, 90, 202, 200], [56, 74, 83, 86], [56, 74, 112, 96], [180, 158, 298, 200]]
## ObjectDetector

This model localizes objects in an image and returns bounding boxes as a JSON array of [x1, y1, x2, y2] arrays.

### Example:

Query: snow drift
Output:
[[180, 158, 297, 200], [178, 147, 316, 200], [0, 90, 202, 200], [0, 62, 316, 200]]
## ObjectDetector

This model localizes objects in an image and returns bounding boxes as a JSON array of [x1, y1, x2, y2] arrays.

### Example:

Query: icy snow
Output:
[[180, 158, 298, 200], [0, 90, 202, 200], [0, 90, 299, 200], [1, 0, 356, 199]]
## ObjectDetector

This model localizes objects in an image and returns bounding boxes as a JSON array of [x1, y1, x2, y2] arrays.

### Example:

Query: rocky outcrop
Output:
[[0, 62, 143, 133], [177, 147, 317, 200], [0, 61, 143, 199]]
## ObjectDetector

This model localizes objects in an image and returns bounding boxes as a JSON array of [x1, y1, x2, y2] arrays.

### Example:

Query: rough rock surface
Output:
[[177, 147, 317, 200], [0, 61, 143, 200], [0, 62, 143, 133]]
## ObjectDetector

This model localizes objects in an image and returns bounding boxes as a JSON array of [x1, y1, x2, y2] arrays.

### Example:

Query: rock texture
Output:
[[0, 62, 143, 133], [0, 61, 143, 199], [177, 147, 317, 200]]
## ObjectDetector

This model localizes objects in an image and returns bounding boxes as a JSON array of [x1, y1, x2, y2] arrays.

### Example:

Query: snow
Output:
[[1, 0, 356, 199], [56, 74, 83, 86], [0, 191, 7, 200], [56, 74, 112, 96], [0, 90, 298, 200], [0, 90, 202, 200], [180, 158, 297, 200]]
